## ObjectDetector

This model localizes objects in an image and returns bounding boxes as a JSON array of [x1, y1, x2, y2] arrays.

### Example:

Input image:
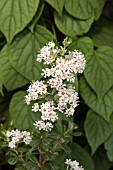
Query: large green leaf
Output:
[[65, 0, 93, 19], [89, 0, 106, 20], [84, 46, 113, 99], [84, 110, 113, 154], [0, 0, 40, 43], [10, 91, 39, 130], [80, 76, 113, 121], [54, 10, 94, 36], [88, 17, 113, 48], [0, 46, 28, 91], [104, 132, 113, 161], [65, 0, 106, 20], [29, 1, 44, 32], [57, 143, 94, 170], [8, 25, 53, 81], [46, 0, 64, 16], [93, 147, 112, 170]]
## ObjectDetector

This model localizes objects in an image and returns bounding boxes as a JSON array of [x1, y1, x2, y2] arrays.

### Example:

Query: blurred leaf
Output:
[[88, 17, 113, 48], [65, 0, 93, 19], [8, 25, 53, 81], [0, 45, 29, 91], [29, 1, 44, 32], [56, 143, 94, 170], [84, 46, 113, 99], [93, 147, 112, 170], [61, 143, 71, 154], [0, 0, 40, 43], [8, 157, 18, 165], [54, 10, 94, 36], [10, 91, 39, 130], [0, 93, 11, 121], [26, 162, 39, 170], [80, 76, 113, 121], [84, 110, 113, 154], [46, 0, 64, 16], [104, 132, 113, 161]]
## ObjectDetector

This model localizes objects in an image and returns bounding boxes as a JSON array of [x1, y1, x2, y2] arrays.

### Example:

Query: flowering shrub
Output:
[[0, 0, 113, 170], [0, 38, 86, 169]]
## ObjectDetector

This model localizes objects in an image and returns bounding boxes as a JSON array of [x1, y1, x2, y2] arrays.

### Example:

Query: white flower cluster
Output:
[[6, 129, 32, 149], [65, 159, 84, 170], [25, 40, 86, 131]]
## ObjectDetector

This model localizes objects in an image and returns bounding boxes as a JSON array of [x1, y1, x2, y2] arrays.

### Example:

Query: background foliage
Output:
[[0, 0, 113, 169]]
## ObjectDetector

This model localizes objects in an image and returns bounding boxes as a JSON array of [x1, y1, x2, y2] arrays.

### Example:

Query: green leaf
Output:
[[8, 25, 53, 81], [8, 157, 18, 165], [89, 0, 106, 20], [80, 76, 113, 121], [64, 0, 106, 20], [0, 45, 28, 91], [9, 91, 39, 130], [57, 143, 94, 170], [65, 0, 93, 19], [88, 17, 113, 48], [0, 0, 40, 43], [84, 110, 113, 154], [93, 147, 112, 170], [68, 37, 94, 55], [104, 132, 113, 161], [84, 46, 113, 99], [46, 0, 64, 16], [54, 10, 94, 36], [29, 1, 44, 32], [26, 162, 39, 170]]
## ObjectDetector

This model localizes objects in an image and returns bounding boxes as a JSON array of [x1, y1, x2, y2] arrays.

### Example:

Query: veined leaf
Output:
[[80, 76, 113, 122], [64, 0, 106, 20], [46, 0, 64, 16], [67, 37, 94, 55], [84, 46, 113, 99], [88, 17, 113, 48], [0, 46, 28, 91], [8, 25, 53, 81], [84, 110, 113, 154], [89, 0, 106, 20], [29, 1, 44, 32], [54, 10, 94, 36], [65, 0, 93, 19], [10, 91, 39, 130], [0, 0, 40, 43]]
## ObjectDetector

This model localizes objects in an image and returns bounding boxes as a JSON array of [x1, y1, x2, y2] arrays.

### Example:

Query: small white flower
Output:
[[6, 131, 12, 137], [44, 122, 53, 131], [32, 103, 39, 112], [23, 136, 32, 144], [65, 159, 84, 170], [8, 140, 16, 149]]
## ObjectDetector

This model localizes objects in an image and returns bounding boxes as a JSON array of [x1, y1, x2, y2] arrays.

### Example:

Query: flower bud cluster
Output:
[[65, 159, 84, 170], [25, 39, 86, 131], [6, 129, 32, 148]]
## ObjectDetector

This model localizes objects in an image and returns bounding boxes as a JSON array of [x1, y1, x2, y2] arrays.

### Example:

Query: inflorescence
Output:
[[5, 129, 32, 149], [25, 38, 86, 131], [65, 159, 84, 170]]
